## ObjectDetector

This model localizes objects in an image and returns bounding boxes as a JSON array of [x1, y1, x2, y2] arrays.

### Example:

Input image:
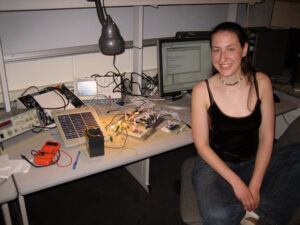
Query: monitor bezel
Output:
[[157, 36, 211, 97]]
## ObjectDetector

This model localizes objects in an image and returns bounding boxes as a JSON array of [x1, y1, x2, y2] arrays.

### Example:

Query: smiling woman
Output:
[[211, 30, 247, 84], [191, 22, 300, 225]]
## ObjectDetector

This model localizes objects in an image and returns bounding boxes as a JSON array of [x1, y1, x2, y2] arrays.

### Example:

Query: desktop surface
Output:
[[4, 102, 193, 195], [273, 82, 300, 106], [155, 94, 191, 111]]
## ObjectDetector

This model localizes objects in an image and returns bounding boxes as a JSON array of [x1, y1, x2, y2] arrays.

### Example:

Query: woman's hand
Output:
[[231, 178, 256, 211], [248, 183, 261, 210]]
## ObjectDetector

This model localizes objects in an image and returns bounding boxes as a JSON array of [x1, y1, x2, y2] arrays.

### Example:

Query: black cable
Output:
[[282, 114, 290, 126], [31, 125, 57, 133], [91, 71, 113, 78], [96, 80, 115, 88], [54, 89, 69, 110], [21, 86, 40, 96], [90, 70, 158, 98], [113, 55, 121, 75], [39, 89, 69, 110], [130, 72, 158, 96], [20, 153, 60, 168], [181, 120, 191, 129], [91, 73, 124, 94], [0, 178, 7, 186], [112, 73, 124, 94]]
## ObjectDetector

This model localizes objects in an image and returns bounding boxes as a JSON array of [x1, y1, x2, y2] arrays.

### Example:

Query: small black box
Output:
[[85, 127, 104, 157]]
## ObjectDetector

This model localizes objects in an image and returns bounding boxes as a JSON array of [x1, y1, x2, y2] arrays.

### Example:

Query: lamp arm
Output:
[[95, 0, 106, 25], [101, 0, 108, 20]]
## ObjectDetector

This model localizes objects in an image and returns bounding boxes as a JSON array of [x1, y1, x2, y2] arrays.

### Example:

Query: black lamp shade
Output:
[[99, 15, 125, 55]]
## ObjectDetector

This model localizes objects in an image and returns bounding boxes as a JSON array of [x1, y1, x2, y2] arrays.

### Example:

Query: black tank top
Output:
[[206, 75, 262, 162]]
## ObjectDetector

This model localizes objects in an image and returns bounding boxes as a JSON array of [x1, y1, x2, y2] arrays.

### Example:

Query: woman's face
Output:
[[211, 31, 248, 78]]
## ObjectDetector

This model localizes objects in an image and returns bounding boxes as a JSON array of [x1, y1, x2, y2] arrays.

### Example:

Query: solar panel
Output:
[[52, 107, 103, 147]]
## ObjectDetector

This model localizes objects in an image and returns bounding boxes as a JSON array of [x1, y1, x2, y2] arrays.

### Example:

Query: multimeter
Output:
[[34, 141, 61, 166]]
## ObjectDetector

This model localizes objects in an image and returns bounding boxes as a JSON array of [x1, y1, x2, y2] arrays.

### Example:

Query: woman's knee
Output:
[[202, 204, 244, 225]]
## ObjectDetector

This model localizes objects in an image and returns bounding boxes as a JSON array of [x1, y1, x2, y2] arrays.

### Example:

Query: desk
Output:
[[3, 97, 298, 225], [0, 177, 17, 225], [3, 105, 192, 225], [275, 99, 298, 116]]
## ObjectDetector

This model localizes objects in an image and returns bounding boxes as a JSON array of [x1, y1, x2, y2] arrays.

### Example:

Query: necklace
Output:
[[219, 75, 241, 86]]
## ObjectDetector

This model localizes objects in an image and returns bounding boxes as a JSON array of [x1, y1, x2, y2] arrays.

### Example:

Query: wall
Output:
[[237, 0, 274, 27], [0, 2, 273, 101], [0, 5, 228, 55], [271, 0, 300, 29]]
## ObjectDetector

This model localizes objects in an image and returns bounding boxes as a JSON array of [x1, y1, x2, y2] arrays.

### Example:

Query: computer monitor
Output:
[[250, 28, 289, 77], [157, 37, 212, 97]]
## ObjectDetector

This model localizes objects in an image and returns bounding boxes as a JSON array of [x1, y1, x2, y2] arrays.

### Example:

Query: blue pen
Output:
[[73, 151, 81, 170]]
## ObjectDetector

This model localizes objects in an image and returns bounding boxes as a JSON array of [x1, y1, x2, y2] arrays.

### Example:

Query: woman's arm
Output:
[[191, 81, 255, 210], [249, 72, 275, 208]]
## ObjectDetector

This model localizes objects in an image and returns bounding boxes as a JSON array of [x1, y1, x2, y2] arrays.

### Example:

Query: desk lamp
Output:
[[90, 0, 125, 55]]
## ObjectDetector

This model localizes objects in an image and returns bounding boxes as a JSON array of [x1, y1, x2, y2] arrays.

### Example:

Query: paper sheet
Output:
[[33, 90, 75, 118], [0, 155, 31, 179]]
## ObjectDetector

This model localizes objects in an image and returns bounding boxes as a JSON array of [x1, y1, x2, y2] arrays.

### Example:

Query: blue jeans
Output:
[[192, 143, 300, 225]]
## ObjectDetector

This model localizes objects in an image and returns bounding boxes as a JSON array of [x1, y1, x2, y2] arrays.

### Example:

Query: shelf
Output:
[[0, 0, 263, 11]]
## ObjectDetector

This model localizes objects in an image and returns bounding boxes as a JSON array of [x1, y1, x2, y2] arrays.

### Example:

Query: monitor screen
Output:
[[157, 37, 212, 97], [74, 78, 97, 99]]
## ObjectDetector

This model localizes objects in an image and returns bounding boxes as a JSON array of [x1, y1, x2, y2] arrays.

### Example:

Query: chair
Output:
[[180, 157, 202, 225], [180, 116, 300, 225]]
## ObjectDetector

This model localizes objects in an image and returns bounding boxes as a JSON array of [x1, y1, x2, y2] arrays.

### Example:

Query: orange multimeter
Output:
[[34, 141, 61, 166]]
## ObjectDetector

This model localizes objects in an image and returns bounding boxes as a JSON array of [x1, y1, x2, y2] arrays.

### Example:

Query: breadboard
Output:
[[127, 125, 155, 140]]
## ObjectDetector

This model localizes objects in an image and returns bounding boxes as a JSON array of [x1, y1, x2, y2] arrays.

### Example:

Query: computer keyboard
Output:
[[52, 107, 103, 147]]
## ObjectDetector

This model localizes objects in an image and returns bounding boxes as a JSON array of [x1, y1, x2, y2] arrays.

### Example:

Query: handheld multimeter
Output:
[[34, 141, 61, 166]]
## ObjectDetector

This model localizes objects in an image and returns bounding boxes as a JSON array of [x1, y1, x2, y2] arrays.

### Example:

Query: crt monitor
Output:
[[157, 37, 212, 97]]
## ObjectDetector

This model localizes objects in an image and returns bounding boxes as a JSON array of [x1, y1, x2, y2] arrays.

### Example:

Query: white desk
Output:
[[7, 124, 192, 195], [0, 177, 17, 225], [3, 105, 192, 225]]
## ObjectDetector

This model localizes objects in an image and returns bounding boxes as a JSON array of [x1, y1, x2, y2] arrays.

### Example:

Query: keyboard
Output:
[[52, 107, 103, 147]]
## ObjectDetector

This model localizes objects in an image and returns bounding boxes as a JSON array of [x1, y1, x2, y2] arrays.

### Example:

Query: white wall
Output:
[[0, 2, 274, 101], [0, 5, 228, 54]]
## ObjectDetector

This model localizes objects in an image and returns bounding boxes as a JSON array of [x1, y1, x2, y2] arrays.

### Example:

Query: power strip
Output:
[[95, 76, 122, 99]]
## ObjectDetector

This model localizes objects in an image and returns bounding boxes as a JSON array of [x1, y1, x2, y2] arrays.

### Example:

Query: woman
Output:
[[192, 22, 299, 225]]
